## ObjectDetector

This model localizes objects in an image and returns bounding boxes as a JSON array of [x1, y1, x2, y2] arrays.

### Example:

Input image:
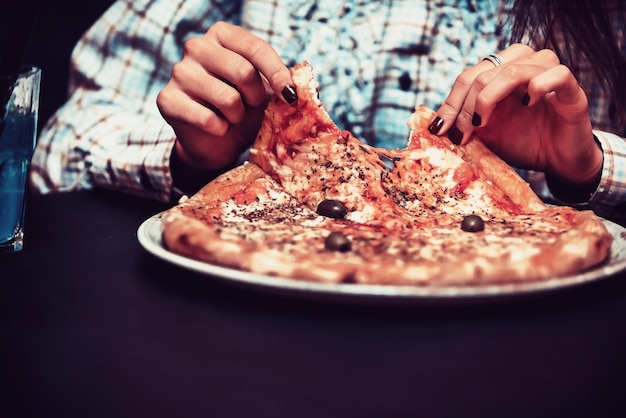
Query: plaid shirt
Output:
[[592, 132, 626, 222], [30, 0, 626, 223]]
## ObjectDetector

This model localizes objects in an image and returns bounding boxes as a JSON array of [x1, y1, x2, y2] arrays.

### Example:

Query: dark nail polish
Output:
[[448, 126, 463, 145], [521, 93, 530, 106], [282, 85, 298, 104], [472, 112, 482, 127], [428, 116, 444, 134]]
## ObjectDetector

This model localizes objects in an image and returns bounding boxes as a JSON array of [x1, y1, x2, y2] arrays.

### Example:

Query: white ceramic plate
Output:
[[137, 212, 626, 304]]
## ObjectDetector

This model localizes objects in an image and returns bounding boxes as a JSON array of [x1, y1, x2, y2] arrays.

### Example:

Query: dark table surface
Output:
[[2, 190, 626, 418]]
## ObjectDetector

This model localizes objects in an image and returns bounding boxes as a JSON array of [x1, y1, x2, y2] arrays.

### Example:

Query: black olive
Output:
[[316, 199, 348, 219], [324, 232, 352, 252], [461, 214, 485, 232]]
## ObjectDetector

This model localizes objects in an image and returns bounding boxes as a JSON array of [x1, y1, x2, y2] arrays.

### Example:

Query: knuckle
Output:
[[207, 20, 229, 37], [536, 49, 560, 65], [170, 62, 187, 80], [249, 41, 273, 61], [555, 63, 573, 77], [231, 62, 259, 85], [156, 89, 169, 109], [156, 86, 180, 118], [453, 71, 475, 89], [249, 46, 287, 86], [437, 100, 463, 122], [473, 91, 489, 112], [183, 36, 203, 56], [196, 110, 229, 136], [438, 101, 458, 115], [473, 72, 491, 90], [265, 67, 285, 86], [498, 64, 524, 79], [219, 90, 243, 112], [510, 43, 534, 56], [457, 106, 473, 124]]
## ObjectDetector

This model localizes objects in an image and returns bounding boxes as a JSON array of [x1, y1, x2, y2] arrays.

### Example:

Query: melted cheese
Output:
[[347, 204, 378, 223], [408, 147, 464, 170]]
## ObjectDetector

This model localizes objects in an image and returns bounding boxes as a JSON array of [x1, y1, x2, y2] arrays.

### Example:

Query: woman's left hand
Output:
[[429, 43, 603, 188]]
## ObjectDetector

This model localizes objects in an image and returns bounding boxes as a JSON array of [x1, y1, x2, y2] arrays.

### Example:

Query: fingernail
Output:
[[472, 112, 482, 127], [282, 85, 298, 104], [428, 116, 444, 134], [448, 126, 463, 145], [521, 92, 530, 106]]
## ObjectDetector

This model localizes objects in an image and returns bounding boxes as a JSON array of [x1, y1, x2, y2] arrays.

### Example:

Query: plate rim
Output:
[[137, 212, 626, 302]]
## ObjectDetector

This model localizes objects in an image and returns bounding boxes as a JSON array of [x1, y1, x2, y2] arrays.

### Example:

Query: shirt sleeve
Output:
[[589, 130, 626, 222], [30, 0, 242, 201], [520, 130, 626, 224]]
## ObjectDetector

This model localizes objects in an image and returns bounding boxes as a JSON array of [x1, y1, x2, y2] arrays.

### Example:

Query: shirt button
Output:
[[399, 72, 412, 91]]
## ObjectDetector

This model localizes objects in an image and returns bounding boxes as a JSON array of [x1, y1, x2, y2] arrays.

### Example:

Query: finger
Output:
[[172, 59, 248, 125], [157, 84, 230, 137], [210, 21, 297, 104], [429, 60, 501, 138], [468, 64, 536, 131], [453, 68, 514, 145], [461, 50, 562, 141], [473, 49, 561, 119], [184, 35, 268, 110], [525, 64, 588, 120], [160, 88, 241, 171], [428, 43, 535, 137]]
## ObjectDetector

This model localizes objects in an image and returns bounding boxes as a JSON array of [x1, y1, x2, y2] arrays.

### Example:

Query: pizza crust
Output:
[[162, 163, 264, 267], [163, 189, 612, 286]]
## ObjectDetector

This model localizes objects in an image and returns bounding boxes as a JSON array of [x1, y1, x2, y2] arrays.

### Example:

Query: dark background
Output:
[[23, 0, 116, 130]]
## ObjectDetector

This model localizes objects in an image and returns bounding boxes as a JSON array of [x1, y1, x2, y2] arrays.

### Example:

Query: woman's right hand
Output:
[[157, 21, 297, 173]]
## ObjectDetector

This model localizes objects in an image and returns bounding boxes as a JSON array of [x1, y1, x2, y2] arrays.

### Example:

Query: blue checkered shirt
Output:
[[30, 0, 626, 223]]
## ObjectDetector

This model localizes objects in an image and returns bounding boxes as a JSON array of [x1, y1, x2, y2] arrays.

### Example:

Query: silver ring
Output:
[[483, 53, 504, 67]]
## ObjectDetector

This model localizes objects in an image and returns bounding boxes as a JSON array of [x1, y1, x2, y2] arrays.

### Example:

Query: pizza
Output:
[[161, 61, 613, 286]]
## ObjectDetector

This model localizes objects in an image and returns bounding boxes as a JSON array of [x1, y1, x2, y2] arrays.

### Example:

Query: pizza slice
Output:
[[381, 105, 546, 225], [250, 62, 411, 229]]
